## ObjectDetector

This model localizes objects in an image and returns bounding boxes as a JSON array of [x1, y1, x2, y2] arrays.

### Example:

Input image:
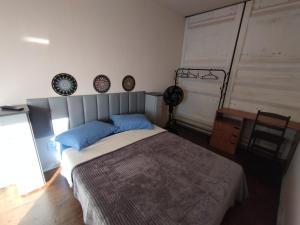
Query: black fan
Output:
[[163, 85, 184, 130]]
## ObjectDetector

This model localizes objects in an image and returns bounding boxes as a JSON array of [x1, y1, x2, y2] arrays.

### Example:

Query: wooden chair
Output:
[[247, 110, 290, 159]]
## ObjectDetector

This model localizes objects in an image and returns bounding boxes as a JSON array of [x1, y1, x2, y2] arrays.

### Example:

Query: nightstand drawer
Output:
[[210, 118, 242, 155]]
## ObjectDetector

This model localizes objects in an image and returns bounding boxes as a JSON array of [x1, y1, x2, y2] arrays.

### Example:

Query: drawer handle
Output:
[[234, 126, 240, 130], [232, 134, 238, 138], [230, 141, 236, 145]]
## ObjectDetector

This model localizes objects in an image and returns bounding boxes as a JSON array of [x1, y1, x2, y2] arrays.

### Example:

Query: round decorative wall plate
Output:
[[93, 75, 111, 93], [52, 73, 77, 96], [122, 75, 135, 92]]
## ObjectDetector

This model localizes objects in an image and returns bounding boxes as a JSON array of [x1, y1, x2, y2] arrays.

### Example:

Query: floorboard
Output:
[[0, 125, 281, 225], [0, 168, 84, 225]]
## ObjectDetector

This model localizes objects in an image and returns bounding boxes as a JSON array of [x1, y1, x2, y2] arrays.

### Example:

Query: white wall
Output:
[[277, 141, 300, 225], [0, 0, 184, 105]]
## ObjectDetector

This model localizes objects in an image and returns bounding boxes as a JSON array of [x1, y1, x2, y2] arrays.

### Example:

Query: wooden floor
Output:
[[0, 169, 84, 225], [0, 125, 281, 225]]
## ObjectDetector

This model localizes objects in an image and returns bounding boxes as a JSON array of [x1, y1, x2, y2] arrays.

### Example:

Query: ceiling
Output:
[[156, 0, 246, 16]]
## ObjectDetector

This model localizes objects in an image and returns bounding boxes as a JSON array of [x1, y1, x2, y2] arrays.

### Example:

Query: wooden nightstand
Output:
[[145, 92, 168, 127], [210, 111, 243, 155]]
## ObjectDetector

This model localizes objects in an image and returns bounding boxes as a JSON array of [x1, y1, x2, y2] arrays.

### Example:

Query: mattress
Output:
[[61, 125, 165, 186], [61, 127, 248, 225]]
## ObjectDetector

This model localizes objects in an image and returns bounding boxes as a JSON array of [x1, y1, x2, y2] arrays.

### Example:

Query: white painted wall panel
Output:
[[278, 142, 300, 225], [0, 0, 184, 105]]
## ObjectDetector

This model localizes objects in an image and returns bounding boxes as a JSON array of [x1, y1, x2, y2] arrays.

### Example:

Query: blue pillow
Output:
[[111, 114, 154, 133], [55, 120, 117, 150]]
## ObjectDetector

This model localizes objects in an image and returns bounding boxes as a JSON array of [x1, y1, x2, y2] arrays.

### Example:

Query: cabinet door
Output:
[[0, 113, 45, 194]]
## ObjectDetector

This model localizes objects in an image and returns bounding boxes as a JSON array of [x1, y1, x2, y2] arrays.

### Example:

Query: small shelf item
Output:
[[93, 75, 111, 93], [52, 73, 77, 96], [122, 75, 135, 92], [0, 105, 24, 111]]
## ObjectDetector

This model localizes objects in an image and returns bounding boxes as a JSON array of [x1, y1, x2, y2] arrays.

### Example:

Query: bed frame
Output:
[[27, 91, 146, 170]]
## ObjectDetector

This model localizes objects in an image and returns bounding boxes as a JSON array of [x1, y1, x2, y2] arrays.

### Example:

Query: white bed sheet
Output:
[[61, 126, 165, 186]]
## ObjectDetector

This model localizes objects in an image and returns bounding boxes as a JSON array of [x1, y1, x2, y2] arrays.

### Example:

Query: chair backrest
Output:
[[248, 110, 291, 160], [254, 110, 291, 133]]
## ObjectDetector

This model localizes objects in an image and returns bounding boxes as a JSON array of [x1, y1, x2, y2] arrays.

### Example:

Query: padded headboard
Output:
[[27, 91, 145, 171], [27, 91, 145, 139]]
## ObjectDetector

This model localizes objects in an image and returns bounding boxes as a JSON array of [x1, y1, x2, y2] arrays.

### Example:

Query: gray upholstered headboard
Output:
[[27, 91, 145, 171]]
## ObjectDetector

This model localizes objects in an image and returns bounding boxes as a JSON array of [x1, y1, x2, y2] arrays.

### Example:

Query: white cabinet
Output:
[[145, 92, 168, 128], [0, 106, 45, 195]]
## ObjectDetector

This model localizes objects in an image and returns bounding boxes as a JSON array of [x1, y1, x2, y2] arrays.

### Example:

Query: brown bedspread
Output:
[[72, 131, 248, 225]]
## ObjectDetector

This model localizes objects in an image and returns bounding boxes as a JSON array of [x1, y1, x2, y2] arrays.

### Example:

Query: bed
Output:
[[27, 91, 248, 225]]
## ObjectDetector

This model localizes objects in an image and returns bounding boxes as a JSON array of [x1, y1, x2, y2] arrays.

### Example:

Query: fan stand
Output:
[[165, 105, 178, 133]]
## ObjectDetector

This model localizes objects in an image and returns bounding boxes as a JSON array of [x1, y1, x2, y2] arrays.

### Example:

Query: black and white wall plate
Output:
[[122, 75, 135, 92], [52, 73, 77, 96], [93, 75, 111, 93]]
